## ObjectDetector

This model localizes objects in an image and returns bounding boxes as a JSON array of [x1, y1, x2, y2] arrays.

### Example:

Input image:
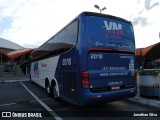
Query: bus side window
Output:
[[55, 30, 65, 43], [66, 20, 78, 45]]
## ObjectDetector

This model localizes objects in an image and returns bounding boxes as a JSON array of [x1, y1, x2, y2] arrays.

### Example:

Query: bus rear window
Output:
[[86, 16, 135, 51]]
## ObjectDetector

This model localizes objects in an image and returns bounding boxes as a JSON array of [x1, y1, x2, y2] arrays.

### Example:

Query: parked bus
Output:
[[30, 12, 137, 106]]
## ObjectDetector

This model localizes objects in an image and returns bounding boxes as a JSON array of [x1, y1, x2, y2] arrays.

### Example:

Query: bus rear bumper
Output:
[[78, 87, 137, 106]]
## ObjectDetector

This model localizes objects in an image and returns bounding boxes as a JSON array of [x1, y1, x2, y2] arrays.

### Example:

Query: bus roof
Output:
[[31, 12, 132, 59], [82, 12, 131, 24]]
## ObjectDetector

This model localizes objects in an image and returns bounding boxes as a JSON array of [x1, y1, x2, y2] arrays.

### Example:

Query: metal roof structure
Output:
[[136, 42, 160, 69], [136, 42, 160, 59], [0, 38, 34, 63], [0, 38, 34, 66], [0, 38, 35, 76], [0, 48, 34, 60], [0, 50, 10, 63], [144, 42, 160, 60], [0, 38, 24, 50], [8, 48, 34, 59]]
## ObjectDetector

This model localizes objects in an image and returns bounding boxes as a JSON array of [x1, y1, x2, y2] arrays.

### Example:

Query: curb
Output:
[[127, 96, 160, 109], [0, 79, 30, 83]]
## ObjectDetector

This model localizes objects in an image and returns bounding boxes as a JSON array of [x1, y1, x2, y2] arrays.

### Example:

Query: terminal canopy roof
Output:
[[0, 48, 34, 61], [136, 42, 160, 61], [7, 48, 34, 59], [0, 50, 10, 62]]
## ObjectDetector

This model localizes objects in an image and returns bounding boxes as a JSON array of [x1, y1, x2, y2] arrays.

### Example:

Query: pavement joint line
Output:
[[0, 103, 16, 107], [0, 98, 51, 107], [20, 82, 63, 120], [30, 98, 51, 103], [0, 79, 30, 83]]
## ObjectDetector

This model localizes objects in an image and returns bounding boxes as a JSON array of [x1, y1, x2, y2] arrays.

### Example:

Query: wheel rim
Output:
[[46, 84, 50, 94]]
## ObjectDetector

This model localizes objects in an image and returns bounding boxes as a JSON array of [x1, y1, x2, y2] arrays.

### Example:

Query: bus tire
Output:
[[51, 81, 60, 101], [45, 79, 52, 97]]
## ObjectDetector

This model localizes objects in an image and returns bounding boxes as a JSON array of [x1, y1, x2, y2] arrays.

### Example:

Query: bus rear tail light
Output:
[[81, 71, 89, 89]]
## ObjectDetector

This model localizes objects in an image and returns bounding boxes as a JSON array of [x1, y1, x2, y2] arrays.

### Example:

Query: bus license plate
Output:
[[111, 86, 120, 90]]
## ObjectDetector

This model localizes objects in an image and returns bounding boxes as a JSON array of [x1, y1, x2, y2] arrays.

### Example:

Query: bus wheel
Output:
[[51, 82, 59, 101], [45, 81, 52, 97]]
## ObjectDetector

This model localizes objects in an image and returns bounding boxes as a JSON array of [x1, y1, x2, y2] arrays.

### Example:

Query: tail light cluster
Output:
[[81, 71, 89, 88]]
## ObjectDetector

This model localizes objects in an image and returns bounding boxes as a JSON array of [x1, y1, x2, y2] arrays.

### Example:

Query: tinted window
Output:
[[31, 20, 79, 60], [66, 20, 78, 45], [48, 37, 54, 44], [56, 30, 65, 43]]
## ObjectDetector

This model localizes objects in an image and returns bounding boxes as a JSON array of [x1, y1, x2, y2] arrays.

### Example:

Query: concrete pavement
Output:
[[0, 75, 160, 109], [0, 75, 30, 83], [127, 96, 160, 109]]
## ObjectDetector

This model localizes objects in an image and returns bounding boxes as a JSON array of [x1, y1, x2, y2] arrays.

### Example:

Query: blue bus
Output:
[[30, 12, 137, 106]]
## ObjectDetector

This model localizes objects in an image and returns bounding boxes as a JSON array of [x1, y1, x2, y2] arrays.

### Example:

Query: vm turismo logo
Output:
[[103, 21, 122, 30], [103, 20, 124, 39]]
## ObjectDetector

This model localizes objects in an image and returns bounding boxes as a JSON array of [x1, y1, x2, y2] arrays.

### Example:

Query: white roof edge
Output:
[[0, 38, 24, 50]]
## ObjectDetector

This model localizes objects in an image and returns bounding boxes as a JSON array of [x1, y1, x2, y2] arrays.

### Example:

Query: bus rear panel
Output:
[[77, 12, 136, 106]]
